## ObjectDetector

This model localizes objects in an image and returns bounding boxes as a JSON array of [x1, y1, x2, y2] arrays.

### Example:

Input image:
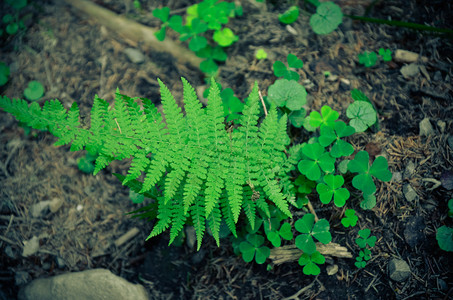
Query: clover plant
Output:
[[273, 53, 303, 81], [341, 209, 358, 228], [267, 79, 307, 111], [358, 51, 378, 67], [356, 228, 376, 248], [316, 174, 350, 207], [153, 1, 241, 75], [437, 226, 453, 252], [278, 6, 299, 25], [221, 87, 243, 122], [318, 121, 355, 158], [348, 151, 392, 198], [255, 49, 267, 60], [297, 143, 335, 181], [346, 101, 377, 133], [378, 48, 392, 62], [309, 105, 339, 128], [1, 0, 27, 36], [355, 248, 371, 268], [24, 80, 45, 101], [308, 1, 343, 35], [239, 233, 271, 264]]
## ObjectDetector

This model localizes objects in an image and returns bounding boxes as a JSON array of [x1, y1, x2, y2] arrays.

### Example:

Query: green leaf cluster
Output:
[[1, 0, 27, 36], [273, 54, 303, 81], [346, 89, 377, 133], [0, 77, 298, 251], [295, 214, 331, 275], [358, 48, 393, 67], [239, 234, 270, 264], [354, 228, 376, 268]]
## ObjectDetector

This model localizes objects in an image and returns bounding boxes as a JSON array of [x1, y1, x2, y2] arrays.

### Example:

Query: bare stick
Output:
[[258, 90, 268, 116], [269, 243, 353, 265]]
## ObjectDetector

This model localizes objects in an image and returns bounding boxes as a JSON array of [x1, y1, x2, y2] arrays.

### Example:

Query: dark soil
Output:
[[1, 0, 452, 299]]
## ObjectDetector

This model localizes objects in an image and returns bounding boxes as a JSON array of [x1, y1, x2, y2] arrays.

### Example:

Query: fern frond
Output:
[[191, 200, 206, 251], [207, 202, 222, 246], [220, 192, 237, 238], [169, 196, 188, 245], [242, 186, 256, 230], [146, 196, 172, 240]]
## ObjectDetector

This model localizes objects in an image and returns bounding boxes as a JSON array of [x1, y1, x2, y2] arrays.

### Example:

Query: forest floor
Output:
[[0, 0, 452, 299]]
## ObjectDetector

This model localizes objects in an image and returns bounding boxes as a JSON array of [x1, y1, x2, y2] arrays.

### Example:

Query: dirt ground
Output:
[[0, 0, 452, 299]]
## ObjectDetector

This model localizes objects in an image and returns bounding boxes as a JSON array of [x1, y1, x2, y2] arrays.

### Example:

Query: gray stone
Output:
[[185, 226, 197, 249], [49, 197, 64, 213], [15, 271, 32, 286], [404, 216, 425, 247], [388, 258, 411, 282], [433, 71, 442, 81], [419, 117, 434, 137], [437, 120, 446, 133], [403, 184, 418, 202], [30, 200, 51, 218], [18, 269, 148, 300], [22, 236, 40, 257], [124, 48, 145, 64], [391, 171, 402, 182], [400, 63, 420, 78], [403, 161, 416, 179], [55, 256, 66, 269]]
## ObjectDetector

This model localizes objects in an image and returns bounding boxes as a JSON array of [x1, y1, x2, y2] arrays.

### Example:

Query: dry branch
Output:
[[63, 0, 202, 69], [269, 243, 352, 265]]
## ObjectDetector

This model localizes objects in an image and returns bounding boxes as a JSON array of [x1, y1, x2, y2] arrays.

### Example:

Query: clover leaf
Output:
[[355, 249, 371, 269], [221, 88, 243, 122], [318, 121, 355, 157], [197, 45, 227, 74], [255, 49, 268, 60], [378, 48, 392, 62], [309, 2, 343, 35], [180, 18, 208, 51], [289, 109, 307, 128], [278, 6, 299, 25], [341, 209, 358, 228], [358, 51, 378, 67], [309, 105, 339, 128], [266, 222, 293, 247], [295, 175, 316, 194], [24, 80, 45, 101], [436, 226, 453, 252], [356, 228, 377, 248], [239, 234, 271, 264], [360, 193, 376, 210], [298, 250, 325, 275], [316, 174, 350, 207], [295, 214, 332, 255], [213, 27, 238, 47], [346, 101, 377, 133], [298, 143, 335, 181], [152, 7, 183, 41], [267, 79, 307, 111], [273, 53, 303, 81], [348, 151, 392, 196]]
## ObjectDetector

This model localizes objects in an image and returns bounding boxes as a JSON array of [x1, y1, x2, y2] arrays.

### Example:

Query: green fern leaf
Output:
[[191, 201, 206, 250], [207, 202, 222, 246], [146, 196, 173, 239]]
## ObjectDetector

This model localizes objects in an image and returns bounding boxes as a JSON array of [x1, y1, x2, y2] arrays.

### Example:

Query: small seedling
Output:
[[355, 228, 376, 248], [346, 101, 376, 133], [213, 27, 238, 47], [355, 248, 371, 268], [341, 209, 358, 228], [77, 152, 97, 174], [267, 79, 307, 111], [239, 233, 271, 264], [309, 2, 343, 35], [437, 225, 453, 252], [358, 51, 378, 67], [378, 48, 392, 61], [278, 6, 299, 25], [273, 54, 303, 81], [24, 80, 45, 101], [255, 49, 267, 60], [298, 143, 335, 181], [0, 62, 10, 86]]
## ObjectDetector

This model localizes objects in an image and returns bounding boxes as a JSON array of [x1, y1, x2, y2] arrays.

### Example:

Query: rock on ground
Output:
[[388, 258, 411, 282], [18, 268, 148, 300]]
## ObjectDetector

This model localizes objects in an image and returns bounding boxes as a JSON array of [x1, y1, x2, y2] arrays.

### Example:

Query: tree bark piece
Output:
[[269, 243, 352, 265], [63, 0, 202, 69]]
